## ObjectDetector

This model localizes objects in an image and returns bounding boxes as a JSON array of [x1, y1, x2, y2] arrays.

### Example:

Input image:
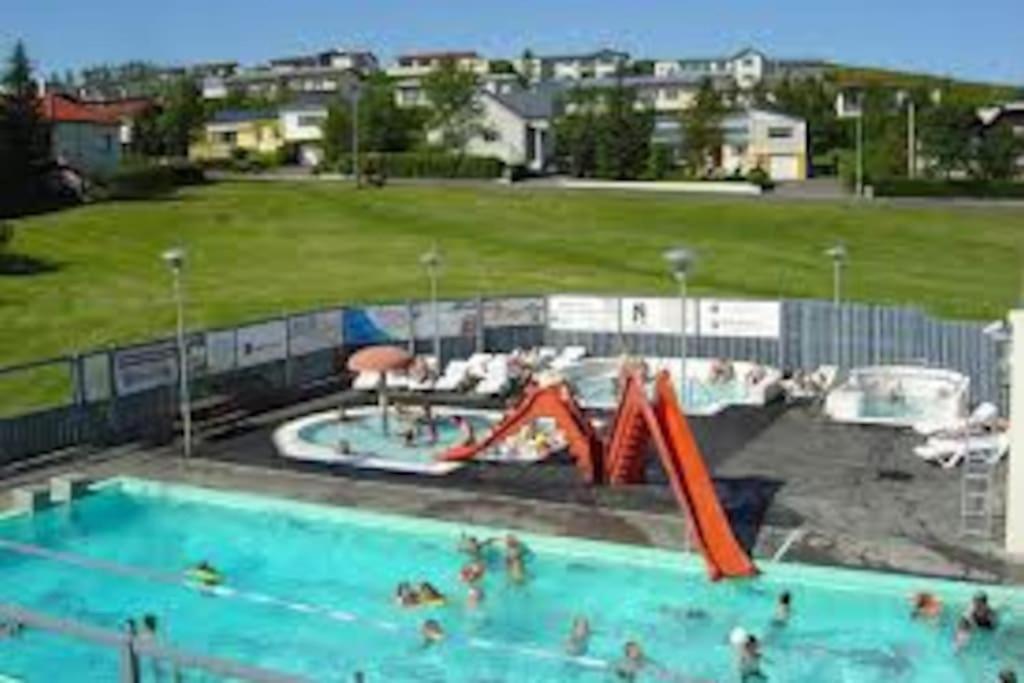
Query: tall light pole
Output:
[[420, 245, 443, 366], [855, 112, 864, 198], [907, 98, 916, 179], [825, 243, 848, 368], [664, 247, 696, 405], [162, 247, 191, 458], [348, 80, 362, 187]]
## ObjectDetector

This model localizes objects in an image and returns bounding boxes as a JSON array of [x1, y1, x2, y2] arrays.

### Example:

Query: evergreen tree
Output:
[[157, 77, 204, 157], [973, 121, 1023, 181], [422, 59, 486, 153], [0, 41, 50, 196], [681, 78, 724, 176]]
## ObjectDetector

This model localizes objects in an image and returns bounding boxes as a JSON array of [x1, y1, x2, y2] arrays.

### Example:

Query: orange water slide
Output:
[[652, 372, 758, 580], [604, 372, 655, 485], [441, 384, 602, 483]]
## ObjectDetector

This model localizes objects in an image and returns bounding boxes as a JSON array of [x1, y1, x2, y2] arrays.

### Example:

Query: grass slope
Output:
[[2, 181, 1022, 384]]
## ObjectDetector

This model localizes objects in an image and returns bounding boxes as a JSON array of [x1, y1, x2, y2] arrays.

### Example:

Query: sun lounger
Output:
[[550, 346, 587, 371], [434, 360, 470, 392], [385, 371, 410, 390], [408, 355, 439, 391], [475, 357, 511, 395], [914, 431, 1009, 469], [466, 353, 493, 379], [352, 371, 381, 391], [912, 401, 999, 437]]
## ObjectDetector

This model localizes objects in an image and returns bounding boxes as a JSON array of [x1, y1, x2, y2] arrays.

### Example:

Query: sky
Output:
[[2, 0, 1022, 85]]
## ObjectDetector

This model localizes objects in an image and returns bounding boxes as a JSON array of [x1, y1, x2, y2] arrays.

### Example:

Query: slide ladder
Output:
[[441, 383, 602, 483]]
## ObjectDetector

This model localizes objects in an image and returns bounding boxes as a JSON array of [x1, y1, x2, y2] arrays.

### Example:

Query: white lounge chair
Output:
[[385, 371, 410, 390], [913, 402, 999, 437], [466, 353, 493, 379], [914, 431, 1009, 469], [434, 360, 470, 392], [352, 371, 381, 391], [408, 356, 439, 391], [475, 358, 511, 395], [550, 346, 587, 371]]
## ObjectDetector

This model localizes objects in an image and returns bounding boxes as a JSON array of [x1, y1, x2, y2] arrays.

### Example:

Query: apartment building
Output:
[[516, 49, 630, 83], [655, 48, 827, 90]]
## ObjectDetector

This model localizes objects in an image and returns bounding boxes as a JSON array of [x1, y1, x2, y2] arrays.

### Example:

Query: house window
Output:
[[103, 134, 113, 152], [482, 129, 499, 143], [214, 131, 237, 145], [768, 127, 793, 139], [662, 88, 679, 100], [298, 115, 325, 128]]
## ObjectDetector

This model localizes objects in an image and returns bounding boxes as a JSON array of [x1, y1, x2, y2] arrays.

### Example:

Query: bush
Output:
[[333, 152, 504, 179], [0, 221, 13, 253], [746, 167, 774, 190], [872, 178, 1024, 199], [642, 145, 675, 181], [102, 161, 206, 200]]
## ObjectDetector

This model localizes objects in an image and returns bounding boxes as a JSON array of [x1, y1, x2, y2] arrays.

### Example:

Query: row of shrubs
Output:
[[871, 178, 1024, 199], [322, 153, 506, 179], [99, 160, 206, 200]]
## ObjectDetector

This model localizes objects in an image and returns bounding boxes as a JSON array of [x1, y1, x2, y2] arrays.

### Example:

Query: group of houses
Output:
[[40, 45, 1024, 181]]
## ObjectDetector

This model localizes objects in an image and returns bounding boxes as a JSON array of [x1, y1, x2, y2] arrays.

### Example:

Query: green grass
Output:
[[2, 180, 1023, 409]]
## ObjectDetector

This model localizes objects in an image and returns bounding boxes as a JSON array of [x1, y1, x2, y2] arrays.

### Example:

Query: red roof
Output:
[[87, 98, 153, 120], [39, 94, 125, 125]]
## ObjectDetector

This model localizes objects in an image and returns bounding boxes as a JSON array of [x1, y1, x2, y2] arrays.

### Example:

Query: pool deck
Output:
[[2, 392, 1022, 586]]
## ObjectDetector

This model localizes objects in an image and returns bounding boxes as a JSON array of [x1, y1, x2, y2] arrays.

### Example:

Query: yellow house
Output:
[[190, 109, 283, 160]]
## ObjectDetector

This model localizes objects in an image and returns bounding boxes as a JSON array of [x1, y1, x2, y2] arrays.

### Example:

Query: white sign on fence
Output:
[[699, 299, 781, 339], [483, 297, 546, 327], [82, 352, 111, 402], [206, 330, 237, 374], [289, 310, 342, 356], [547, 296, 619, 332], [114, 342, 177, 395], [236, 321, 288, 368], [413, 300, 479, 339], [620, 297, 698, 335]]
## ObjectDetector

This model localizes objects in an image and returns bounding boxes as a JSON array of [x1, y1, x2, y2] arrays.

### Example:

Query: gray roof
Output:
[[210, 109, 276, 124], [534, 49, 629, 63], [573, 73, 728, 90], [489, 82, 566, 119]]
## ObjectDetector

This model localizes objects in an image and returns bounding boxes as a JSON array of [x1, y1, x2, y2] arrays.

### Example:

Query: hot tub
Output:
[[824, 365, 970, 428]]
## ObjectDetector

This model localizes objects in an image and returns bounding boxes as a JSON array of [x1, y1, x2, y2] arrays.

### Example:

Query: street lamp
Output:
[[420, 245, 443, 367], [664, 246, 696, 404], [825, 242, 848, 367], [347, 80, 362, 187], [162, 247, 191, 459]]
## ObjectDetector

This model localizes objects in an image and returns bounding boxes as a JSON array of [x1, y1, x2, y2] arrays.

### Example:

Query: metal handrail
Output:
[[0, 603, 309, 683]]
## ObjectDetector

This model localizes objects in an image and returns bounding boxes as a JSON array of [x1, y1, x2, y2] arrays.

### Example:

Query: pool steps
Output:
[[10, 474, 93, 514]]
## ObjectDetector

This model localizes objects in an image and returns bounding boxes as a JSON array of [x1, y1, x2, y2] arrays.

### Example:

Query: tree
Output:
[[158, 77, 204, 157], [681, 78, 724, 175], [552, 89, 600, 176], [918, 94, 976, 178], [319, 76, 425, 167], [594, 76, 653, 179], [773, 76, 847, 168], [0, 41, 50, 196], [422, 58, 486, 153], [0, 221, 13, 255], [974, 121, 1023, 181], [320, 100, 352, 166]]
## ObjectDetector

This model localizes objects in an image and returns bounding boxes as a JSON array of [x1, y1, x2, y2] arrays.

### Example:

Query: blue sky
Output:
[[2, 0, 1022, 85]]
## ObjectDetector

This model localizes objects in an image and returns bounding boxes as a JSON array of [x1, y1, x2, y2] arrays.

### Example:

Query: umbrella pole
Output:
[[378, 380, 389, 435]]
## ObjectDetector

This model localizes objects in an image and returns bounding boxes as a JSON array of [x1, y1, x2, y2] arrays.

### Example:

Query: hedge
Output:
[[872, 178, 1024, 199], [331, 153, 504, 179], [103, 161, 206, 200]]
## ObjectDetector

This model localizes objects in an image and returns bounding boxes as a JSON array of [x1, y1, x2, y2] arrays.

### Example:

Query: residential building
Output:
[[569, 74, 725, 114], [457, 84, 560, 172], [517, 49, 630, 83], [386, 51, 489, 79], [278, 95, 332, 167], [655, 48, 827, 90], [977, 102, 1024, 176], [189, 109, 283, 161], [268, 49, 378, 75], [86, 97, 153, 151], [39, 94, 121, 175], [205, 65, 361, 101]]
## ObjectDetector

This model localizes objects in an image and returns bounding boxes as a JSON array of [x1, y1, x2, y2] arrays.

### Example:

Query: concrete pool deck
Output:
[[2, 393, 1021, 586]]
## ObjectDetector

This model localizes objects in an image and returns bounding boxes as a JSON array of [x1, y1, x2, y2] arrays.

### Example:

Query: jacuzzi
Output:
[[824, 365, 970, 428], [559, 356, 783, 415]]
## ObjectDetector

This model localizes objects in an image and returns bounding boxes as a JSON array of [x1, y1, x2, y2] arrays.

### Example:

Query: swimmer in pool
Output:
[[187, 561, 223, 587], [460, 559, 486, 584], [466, 585, 484, 610], [417, 582, 445, 606], [614, 641, 646, 681], [738, 634, 766, 681], [0, 621, 24, 639], [395, 582, 418, 608], [911, 591, 942, 621], [421, 619, 444, 647], [336, 439, 352, 455], [565, 616, 591, 656], [773, 591, 792, 625], [402, 427, 417, 447], [999, 669, 1018, 683], [967, 591, 998, 630], [458, 534, 494, 562], [954, 616, 972, 652], [453, 415, 477, 446], [505, 534, 528, 584]]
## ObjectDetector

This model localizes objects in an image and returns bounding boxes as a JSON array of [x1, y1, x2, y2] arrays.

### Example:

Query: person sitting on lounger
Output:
[[565, 616, 591, 656]]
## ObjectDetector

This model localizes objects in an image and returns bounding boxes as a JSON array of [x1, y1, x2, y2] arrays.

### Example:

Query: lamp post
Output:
[[663, 247, 696, 404], [855, 112, 864, 197], [420, 246, 443, 366], [162, 247, 191, 458], [348, 81, 362, 187], [825, 243, 848, 367]]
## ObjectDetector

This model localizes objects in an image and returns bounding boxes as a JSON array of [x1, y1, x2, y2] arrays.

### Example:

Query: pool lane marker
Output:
[[0, 538, 610, 669]]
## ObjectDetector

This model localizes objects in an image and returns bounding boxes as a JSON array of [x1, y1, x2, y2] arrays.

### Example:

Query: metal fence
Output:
[[0, 293, 1007, 469]]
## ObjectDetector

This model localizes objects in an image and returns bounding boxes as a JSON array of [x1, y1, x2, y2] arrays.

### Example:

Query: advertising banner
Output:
[[547, 296, 619, 332], [699, 299, 781, 339], [342, 305, 410, 346], [236, 320, 288, 368], [620, 297, 698, 335], [82, 352, 111, 403], [482, 297, 545, 328], [113, 342, 177, 395], [206, 329, 237, 374], [413, 300, 479, 339], [289, 310, 343, 356]]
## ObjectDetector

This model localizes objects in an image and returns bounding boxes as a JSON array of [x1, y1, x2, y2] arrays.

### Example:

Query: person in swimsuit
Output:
[[421, 619, 444, 647], [614, 641, 646, 681], [773, 591, 792, 625], [968, 591, 997, 630], [954, 616, 972, 652], [910, 592, 942, 621], [565, 616, 591, 656]]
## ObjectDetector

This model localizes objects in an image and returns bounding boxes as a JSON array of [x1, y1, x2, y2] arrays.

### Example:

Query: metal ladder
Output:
[[960, 436, 996, 539]]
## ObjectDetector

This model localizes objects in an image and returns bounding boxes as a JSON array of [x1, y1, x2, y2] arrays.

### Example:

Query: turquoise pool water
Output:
[[573, 373, 746, 414], [0, 479, 1021, 682], [299, 413, 495, 464]]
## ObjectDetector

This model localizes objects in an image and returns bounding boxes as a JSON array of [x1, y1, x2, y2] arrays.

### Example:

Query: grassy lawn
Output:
[[2, 180, 1022, 410]]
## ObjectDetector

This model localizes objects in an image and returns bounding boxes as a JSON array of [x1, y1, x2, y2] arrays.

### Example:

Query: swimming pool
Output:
[[273, 407, 503, 475], [825, 366, 970, 428], [0, 479, 1020, 682], [562, 357, 782, 415]]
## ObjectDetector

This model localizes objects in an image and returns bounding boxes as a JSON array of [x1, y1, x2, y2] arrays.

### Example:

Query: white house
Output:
[[386, 51, 489, 79], [278, 95, 331, 166], [39, 93, 121, 176], [655, 48, 827, 90], [461, 85, 558, 172], [721, 109, 808, 180], [518, 49, 629, 83]]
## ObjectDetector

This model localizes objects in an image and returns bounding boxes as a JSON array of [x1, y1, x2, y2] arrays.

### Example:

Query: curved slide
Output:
[[442, 384, 602, 483]]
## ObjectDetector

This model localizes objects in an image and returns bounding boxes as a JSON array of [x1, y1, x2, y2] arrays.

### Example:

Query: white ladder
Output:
[[960, 439, 996, 538]]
